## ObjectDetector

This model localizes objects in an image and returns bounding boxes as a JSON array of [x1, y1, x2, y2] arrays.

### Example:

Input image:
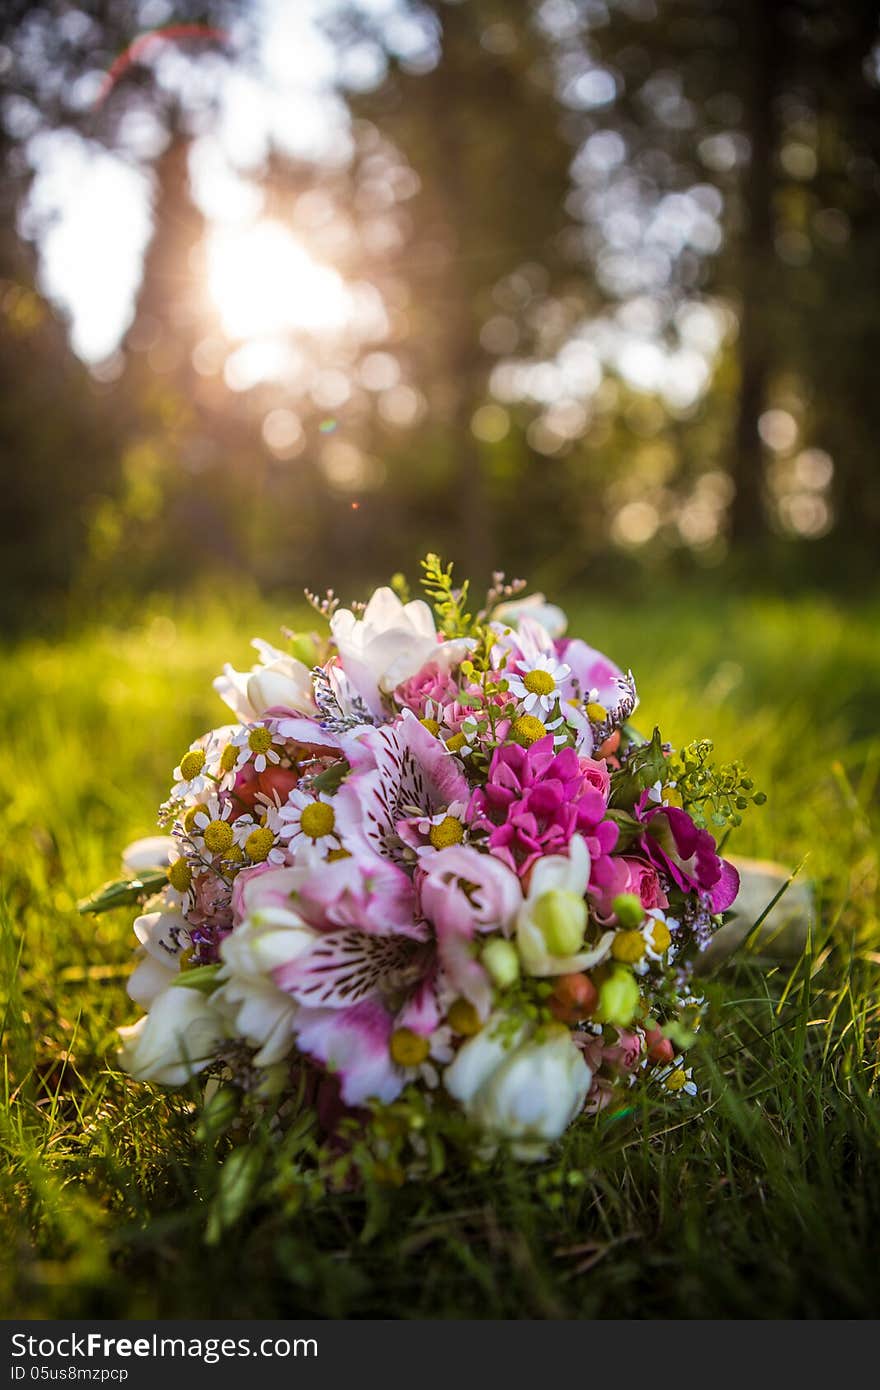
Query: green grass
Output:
[[2, 586, 880, 1318]]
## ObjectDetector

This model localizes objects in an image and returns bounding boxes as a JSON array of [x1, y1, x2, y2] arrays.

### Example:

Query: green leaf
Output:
[[77, 870, 169, 916], [206, 1146, 263, 1244], [609, 727, 668, 810], [172, 964, 222, 992], [196, 1085, 241, 1144], [311, 759, 349, 794]]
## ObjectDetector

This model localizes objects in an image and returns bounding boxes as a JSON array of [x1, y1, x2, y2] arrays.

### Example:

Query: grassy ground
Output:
[[2, 586, 880, 1319]]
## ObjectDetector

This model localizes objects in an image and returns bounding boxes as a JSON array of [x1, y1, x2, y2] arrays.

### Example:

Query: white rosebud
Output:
[[214, 640, 316, 722], [516, 837, 614, 977], [444, 1017, 591, 1158], [214, 906, 317, 1066], [118, 985, 226, 1086]]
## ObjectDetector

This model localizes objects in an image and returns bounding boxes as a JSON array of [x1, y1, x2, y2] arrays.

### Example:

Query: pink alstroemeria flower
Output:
[[416, 845, 522, 1020], [262, 835, 520, 1109], [334, 710, 470, 870]]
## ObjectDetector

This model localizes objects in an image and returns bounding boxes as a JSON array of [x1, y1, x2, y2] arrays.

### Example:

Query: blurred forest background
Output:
[[1, 0, 879, 632]]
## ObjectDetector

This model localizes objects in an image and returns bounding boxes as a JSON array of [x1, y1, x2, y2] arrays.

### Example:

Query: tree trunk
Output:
[[729, 0, 780, 548]]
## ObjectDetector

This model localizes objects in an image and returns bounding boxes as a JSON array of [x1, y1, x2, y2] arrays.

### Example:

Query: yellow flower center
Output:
[[648, 919, 672, 954], [219, 744, 237, 773], [611, 929, 647, 964], [203, 819, 234, 854], [447, 998, 482, 1036], [179, 749, 205, 781], [184, 805, 205, 834], [429, 815, 465, 850], [248, 726, 273, 755], [665, 1068, 688, 1092], [523, 669, 555, 696], [586, 702, 608, 723], [389, 1027, 431, 1067], [299, 801, 336, 839], [245, 826, 276, 862], [168, 858, 192, 893], [511, 714, 547, 747], [420, 717, 441, 737], [226, 845, 245, 865], [445, 732, 467, 752]]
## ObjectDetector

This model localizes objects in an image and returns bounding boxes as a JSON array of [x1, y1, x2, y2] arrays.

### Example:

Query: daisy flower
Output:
[[245, 795, 289, 865], [170, 739, 214, 799], [399, 800, 471, 857], [507, 654, 571, 719], [230, 722, 283, 775], [185, 794, 246, 867], [277, 789, 342, 854], [609, 909, 678, 976], [164, 846, 198, 911], [656, 1061, 698, 1098], [389, 1024, 454, 1089]]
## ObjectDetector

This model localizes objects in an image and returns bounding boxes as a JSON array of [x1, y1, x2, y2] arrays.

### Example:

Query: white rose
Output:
[[127, 907, 190, 1007], [331, 586, 472, 716], [118, 984, 226, 1085], [214, 639, 316, 722], [215, 911, 316, 1066], [444, 1017, 591, 1158], [516, 836, 614, 977]]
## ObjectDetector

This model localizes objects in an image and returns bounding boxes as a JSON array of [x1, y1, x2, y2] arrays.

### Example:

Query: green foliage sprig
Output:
[[668, 739, 766, 829], [420, 553, 474, 638]]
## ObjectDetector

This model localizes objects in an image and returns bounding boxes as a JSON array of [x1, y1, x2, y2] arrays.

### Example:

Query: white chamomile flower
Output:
[[508, 654, 571, 718], [446, 716, 480, 759], [171, 740, 213, 799], [277, 789, 341, 853], [408, 801, 470, 854], [612, 909, 678, 975], [389, 1025, 454, 1089], [230, 722, 282, 775], [657, 1060, 698, 1098], [245, 797, 289, 866], [164, 845, 197, 910], [188, 794, 241, 862]]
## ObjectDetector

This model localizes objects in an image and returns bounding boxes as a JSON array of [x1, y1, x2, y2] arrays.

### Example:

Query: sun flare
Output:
[[206, 219, 351, 341]]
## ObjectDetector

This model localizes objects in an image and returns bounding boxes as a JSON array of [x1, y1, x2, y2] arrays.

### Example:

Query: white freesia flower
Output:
[[214, 639, 316, 722], [216, 910, 316, 1066], [331, 586, 472, 716], [493, 592, 568, 638], [118, 984, 226, 1085], [516, 836, 615, 976], [127, 907, 190, 1008], [122, 836, 176, 873], [444, 1018, 591, 1158]]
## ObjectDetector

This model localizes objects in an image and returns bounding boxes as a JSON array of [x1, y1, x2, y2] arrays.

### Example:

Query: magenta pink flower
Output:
[[634, 793, 739, 913], [467, 735, 618, 878]]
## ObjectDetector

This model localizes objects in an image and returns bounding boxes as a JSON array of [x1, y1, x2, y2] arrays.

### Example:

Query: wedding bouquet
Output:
[[83, 557, 763, 1160]]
